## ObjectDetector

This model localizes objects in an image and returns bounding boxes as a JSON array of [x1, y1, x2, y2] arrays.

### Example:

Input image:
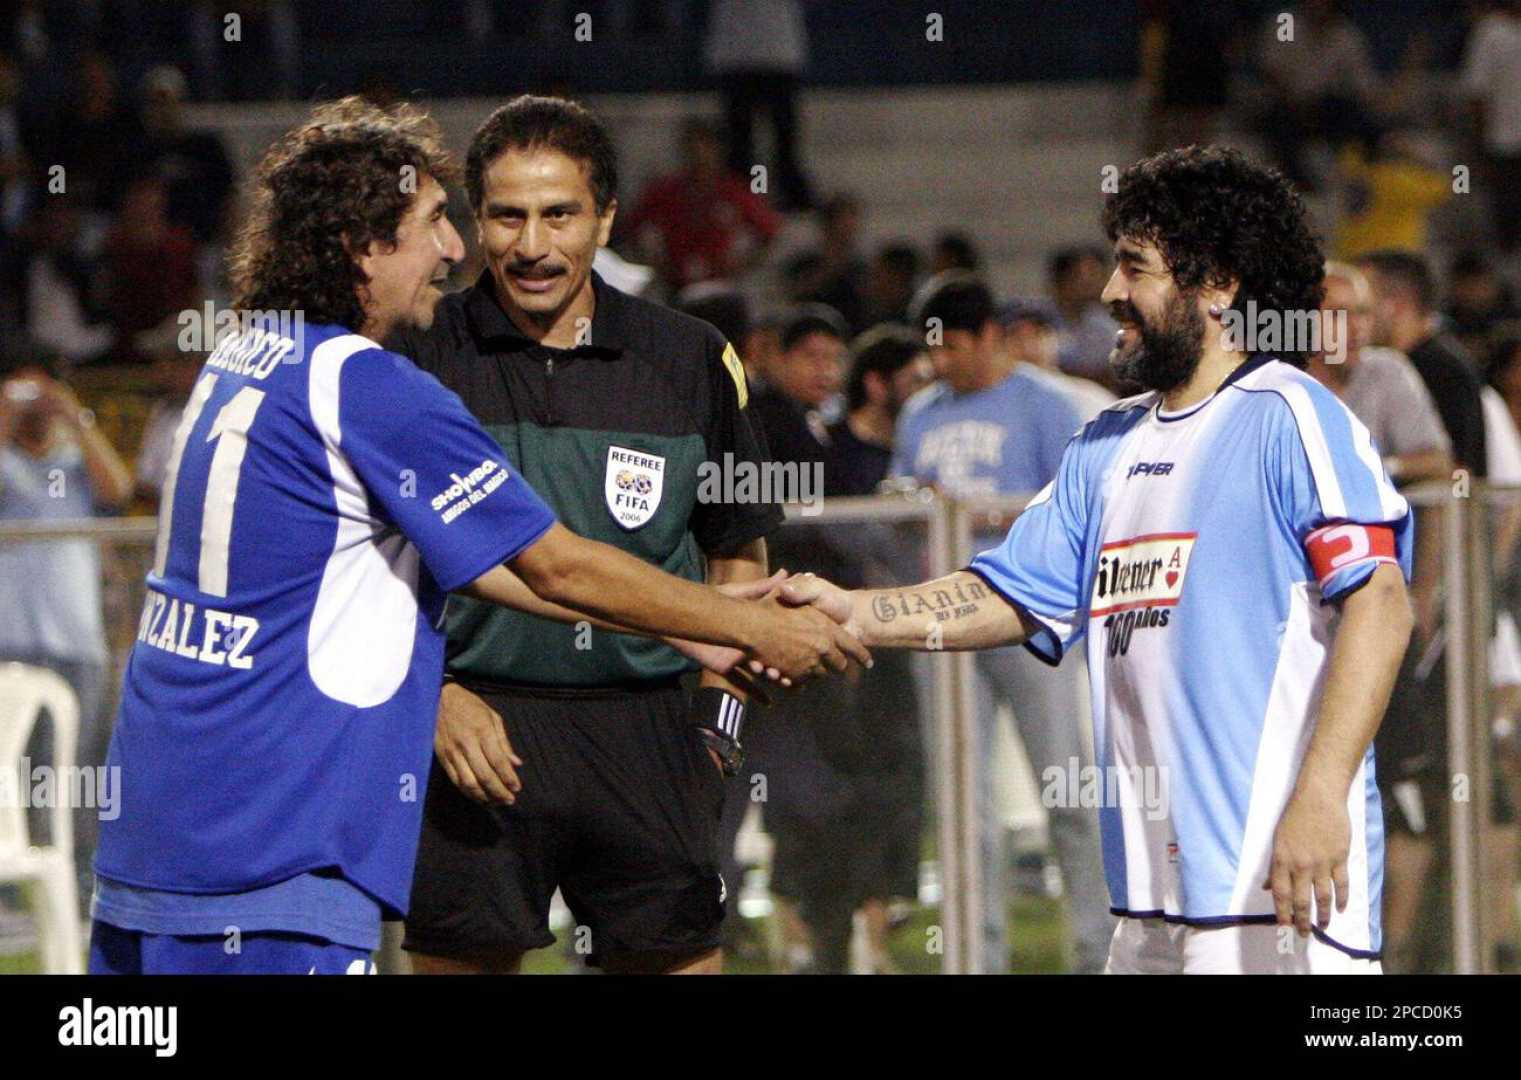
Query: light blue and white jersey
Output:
[[970, 355, 1411, 957], [96, 321, 557, 920]]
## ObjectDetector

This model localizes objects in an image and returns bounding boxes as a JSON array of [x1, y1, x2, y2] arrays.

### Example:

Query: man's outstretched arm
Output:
[[783, 570, 1041, 651], [465, 523, 871, 681]]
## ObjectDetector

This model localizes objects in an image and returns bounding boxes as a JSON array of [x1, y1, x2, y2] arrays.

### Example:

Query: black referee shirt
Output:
[[388, 269, 782, 687]]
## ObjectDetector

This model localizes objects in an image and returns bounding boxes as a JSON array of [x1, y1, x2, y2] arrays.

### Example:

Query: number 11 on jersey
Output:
[[151, 373, 268, 599]]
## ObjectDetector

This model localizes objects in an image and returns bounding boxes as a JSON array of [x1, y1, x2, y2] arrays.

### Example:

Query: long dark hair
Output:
[[227, 97, 458, 331]]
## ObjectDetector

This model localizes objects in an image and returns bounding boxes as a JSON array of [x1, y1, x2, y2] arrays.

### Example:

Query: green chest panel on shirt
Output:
[[444, 422, 708, 687]]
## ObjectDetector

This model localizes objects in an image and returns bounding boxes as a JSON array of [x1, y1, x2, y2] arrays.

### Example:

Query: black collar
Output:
[[462, 268, 627, 355], [1220, 351, 1278, 389]]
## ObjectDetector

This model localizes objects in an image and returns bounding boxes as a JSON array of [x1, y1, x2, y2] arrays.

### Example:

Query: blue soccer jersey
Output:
[[969, 355, 1411, 957], [95, 322, 556, 918]]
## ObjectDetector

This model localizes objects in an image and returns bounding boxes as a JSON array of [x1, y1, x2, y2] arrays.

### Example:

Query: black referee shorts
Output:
[[402, 679, 727, 966]]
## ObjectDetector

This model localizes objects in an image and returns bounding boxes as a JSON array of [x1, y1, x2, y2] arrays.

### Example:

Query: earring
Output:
[[1208, 303, 1223, 317]]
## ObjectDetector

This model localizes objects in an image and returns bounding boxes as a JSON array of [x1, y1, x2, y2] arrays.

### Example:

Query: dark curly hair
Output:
[[1101, 145, 1325, 366], [227, 97, 459, 331]]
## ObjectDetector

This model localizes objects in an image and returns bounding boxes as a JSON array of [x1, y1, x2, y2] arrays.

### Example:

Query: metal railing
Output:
[[1408, 481, 1499, 975]]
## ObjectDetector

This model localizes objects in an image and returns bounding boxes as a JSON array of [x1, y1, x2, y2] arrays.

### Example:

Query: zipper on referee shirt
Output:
[[543, 351, 556, 425]]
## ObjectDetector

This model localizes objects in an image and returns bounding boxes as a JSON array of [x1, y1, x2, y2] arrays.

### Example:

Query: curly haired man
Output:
[[785, 145, 1413, 974]]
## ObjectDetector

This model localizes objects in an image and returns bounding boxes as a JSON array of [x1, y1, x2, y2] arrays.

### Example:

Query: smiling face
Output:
[[355, 173, 464, 340], [476, 147, 615, 335], [1101, 237, 1208, 393]]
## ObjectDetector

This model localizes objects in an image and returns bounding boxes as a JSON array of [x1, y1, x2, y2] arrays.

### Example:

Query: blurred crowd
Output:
[[0, 47, 232, 359], [4, 0, 1521, 972]]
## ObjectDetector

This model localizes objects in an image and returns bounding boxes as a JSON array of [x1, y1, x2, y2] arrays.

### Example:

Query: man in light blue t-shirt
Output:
[[0, 359, 135, 914], [893, 272, 1114, 973]]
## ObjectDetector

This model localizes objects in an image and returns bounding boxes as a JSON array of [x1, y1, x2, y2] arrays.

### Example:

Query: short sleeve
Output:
[[689, 333, 785, 552], [968, 433, 1091, 665], [1267, 386, 1412, 602], [329, 347, 557, 592]]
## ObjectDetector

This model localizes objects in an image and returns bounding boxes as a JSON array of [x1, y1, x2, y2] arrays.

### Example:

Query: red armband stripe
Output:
[[1304, 523, 1397, 589]]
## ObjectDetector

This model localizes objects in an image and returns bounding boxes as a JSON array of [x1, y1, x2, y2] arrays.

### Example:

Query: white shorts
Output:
[[1103, 916, 1382, 975]]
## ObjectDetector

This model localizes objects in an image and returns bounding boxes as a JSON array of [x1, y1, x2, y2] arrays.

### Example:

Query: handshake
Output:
[[667, 569, 867, 688]]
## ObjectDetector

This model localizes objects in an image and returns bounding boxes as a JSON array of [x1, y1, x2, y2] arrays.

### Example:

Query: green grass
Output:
[[0, 953, 36, 975]]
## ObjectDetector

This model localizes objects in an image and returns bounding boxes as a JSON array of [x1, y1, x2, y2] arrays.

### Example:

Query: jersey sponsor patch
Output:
[[605, 444, 665, 529], [1304, 523, 1397, 588], [429, 457, 511, 524], [720, 341, 749, 410], [1091, 532, 1197, 617]]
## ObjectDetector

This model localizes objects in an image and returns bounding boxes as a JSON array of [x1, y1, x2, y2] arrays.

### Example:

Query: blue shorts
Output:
[[88, 920, 375, 975]]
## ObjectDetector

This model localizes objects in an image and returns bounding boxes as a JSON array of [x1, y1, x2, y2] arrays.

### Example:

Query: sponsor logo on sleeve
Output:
[[431, 458, 510, 524]]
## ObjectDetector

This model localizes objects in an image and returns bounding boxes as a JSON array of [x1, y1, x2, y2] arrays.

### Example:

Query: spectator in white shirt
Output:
[[0, 349, 132, 914], [1308, 262, 1453, 487]]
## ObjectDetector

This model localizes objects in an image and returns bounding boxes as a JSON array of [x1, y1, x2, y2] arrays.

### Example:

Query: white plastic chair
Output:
[[0, 662, 83, 973]]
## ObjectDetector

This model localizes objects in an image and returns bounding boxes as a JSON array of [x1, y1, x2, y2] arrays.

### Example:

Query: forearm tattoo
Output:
[[869, 577, 988, 626]]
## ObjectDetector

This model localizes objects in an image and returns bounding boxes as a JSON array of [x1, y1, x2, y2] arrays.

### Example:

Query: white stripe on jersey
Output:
[[1270, 377, 1347, 519], [1349, 410, 1408, 522], [1236, 362, 1406, 524], [307, 334, 422, 708], [1219, 578, 1374, 953], [151, 374, 219, 580]]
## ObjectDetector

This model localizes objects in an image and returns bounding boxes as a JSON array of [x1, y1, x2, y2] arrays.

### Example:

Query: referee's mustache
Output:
[[504, 260, 567, 280]]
